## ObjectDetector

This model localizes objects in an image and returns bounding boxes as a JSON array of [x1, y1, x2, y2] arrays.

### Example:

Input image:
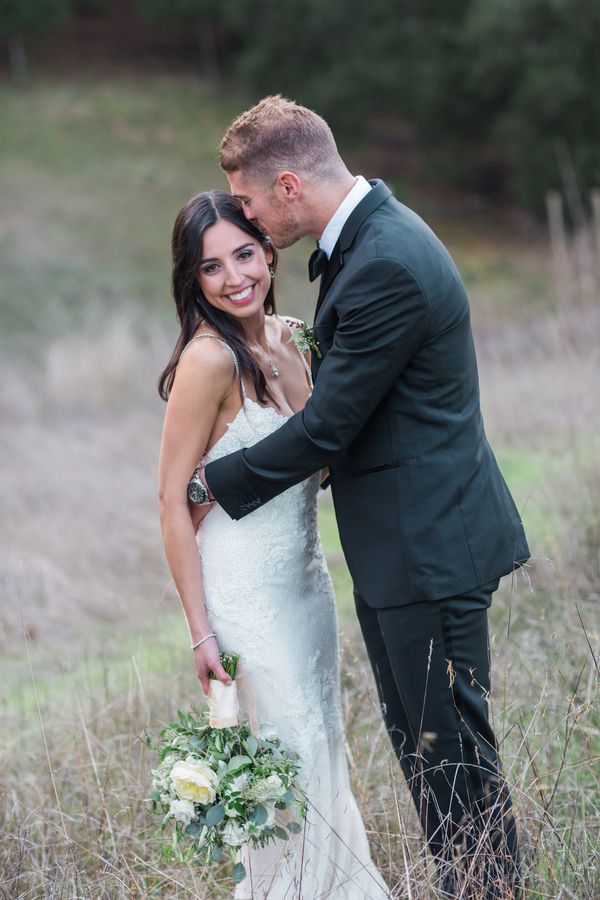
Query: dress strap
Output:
[[179, 333, 246, 400]]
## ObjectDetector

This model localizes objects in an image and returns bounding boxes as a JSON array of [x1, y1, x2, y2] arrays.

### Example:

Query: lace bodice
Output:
[[204, 395, 321, 536], [199, 397, 328, 682]]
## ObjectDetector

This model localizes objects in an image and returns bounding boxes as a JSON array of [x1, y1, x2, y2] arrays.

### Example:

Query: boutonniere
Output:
[[286, 320, 322, 358]]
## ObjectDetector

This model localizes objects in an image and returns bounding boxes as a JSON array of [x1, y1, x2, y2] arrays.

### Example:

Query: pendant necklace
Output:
[[250, 341, 279, 377]]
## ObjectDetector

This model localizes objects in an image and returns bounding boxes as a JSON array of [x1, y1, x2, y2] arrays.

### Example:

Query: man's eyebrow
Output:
[[199, 242, 254, 264]]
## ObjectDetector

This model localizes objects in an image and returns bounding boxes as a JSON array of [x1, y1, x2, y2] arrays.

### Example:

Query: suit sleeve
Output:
[[205, 258, 428, 518]]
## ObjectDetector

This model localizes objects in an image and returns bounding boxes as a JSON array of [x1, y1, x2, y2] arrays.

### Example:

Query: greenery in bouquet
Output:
[[145, 657, 306, 886]]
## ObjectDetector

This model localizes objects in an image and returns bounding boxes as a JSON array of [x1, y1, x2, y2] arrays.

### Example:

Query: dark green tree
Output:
[[0, 0, 72, 84], [136, 0, 243, 86], [460, 0, 600, 211], [228, 0, 599, 212]]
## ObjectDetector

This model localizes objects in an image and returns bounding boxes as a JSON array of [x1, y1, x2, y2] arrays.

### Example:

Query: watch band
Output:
[[187, 468, 215, 505]]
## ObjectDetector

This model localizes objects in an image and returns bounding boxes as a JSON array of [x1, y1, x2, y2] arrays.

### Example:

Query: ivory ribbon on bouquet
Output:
[[208, 679, 239, 728]]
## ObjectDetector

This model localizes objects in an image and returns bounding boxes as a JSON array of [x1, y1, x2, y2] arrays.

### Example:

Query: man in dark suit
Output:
[[195, 96, 529, 897]]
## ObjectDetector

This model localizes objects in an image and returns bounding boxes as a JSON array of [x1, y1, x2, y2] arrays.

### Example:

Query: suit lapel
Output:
[[313, 179, 392, 321]]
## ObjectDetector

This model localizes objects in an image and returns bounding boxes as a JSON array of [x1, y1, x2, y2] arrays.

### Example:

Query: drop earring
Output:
[[268, 265, 275, 279]]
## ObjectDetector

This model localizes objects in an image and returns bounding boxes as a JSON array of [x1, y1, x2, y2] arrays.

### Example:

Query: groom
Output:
[[197, 96, 529, 896]]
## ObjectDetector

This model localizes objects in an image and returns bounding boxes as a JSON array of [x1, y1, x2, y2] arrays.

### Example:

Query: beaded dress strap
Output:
[[179, 333, 246, 400]]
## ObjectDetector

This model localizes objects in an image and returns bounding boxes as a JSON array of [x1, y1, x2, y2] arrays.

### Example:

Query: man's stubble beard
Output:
[[264, 196, 306, 250]]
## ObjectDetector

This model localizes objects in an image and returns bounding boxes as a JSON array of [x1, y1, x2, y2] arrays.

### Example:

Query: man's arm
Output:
[[205, 258, 429, 518]]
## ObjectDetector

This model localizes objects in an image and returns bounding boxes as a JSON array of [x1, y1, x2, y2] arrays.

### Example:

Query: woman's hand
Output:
[[193, 636, 232, 695]]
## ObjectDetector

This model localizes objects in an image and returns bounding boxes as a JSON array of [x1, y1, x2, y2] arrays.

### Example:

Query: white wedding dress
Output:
[[193, 334, 389, 899]]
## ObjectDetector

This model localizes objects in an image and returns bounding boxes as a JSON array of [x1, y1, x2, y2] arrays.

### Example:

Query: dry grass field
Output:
[[1, 77, 598, 898]]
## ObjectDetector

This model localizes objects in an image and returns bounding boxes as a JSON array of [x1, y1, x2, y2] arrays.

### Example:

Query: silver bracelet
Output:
[[191, 632, 216, 650]]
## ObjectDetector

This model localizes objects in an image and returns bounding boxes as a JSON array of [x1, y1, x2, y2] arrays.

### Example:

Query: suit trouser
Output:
[[355, 581, 520, 898]]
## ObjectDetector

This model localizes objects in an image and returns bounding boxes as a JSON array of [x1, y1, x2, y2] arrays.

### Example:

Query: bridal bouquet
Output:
[[146, 653, 307, 886]]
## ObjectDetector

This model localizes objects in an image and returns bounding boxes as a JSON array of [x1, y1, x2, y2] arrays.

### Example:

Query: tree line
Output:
[[2, 0, 598, 214]]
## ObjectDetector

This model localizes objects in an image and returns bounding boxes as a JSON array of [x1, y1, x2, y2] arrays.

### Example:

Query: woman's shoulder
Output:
[[177, 330, 237, 378]]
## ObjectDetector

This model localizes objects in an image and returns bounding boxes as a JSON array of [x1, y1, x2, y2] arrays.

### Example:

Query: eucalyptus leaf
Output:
[[185, 822, 202, 837], [205, 804, 226, 827], [288, 821, 302, 834], [250, 803, 268, 826], [227, 754, 252, 772], [232, 862, 247, 884], [211, 846, 223, 862], [244, 735, 259, 756], [274, 825, 288, 841]]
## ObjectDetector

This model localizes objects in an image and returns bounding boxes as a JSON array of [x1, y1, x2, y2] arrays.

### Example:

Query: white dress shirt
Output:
[[318, 175, 372, 259]]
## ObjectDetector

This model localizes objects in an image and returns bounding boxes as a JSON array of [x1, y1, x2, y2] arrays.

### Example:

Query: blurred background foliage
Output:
[[2, 0, 599, 215]]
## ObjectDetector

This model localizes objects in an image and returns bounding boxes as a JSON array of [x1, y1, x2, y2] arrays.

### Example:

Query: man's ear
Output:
[[275, 171, 301, 202]]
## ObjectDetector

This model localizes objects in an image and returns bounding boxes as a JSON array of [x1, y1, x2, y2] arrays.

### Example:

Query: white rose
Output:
[[170, 758, 218, 804], [222, 819, 248, 847], [169, 798, 196, 826]]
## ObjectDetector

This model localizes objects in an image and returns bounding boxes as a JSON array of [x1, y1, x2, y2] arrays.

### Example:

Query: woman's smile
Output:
[[225, 284, 256, 305]]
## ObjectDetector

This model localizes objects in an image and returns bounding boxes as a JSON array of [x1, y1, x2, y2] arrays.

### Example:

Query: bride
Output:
[[158, 190, 388, 899]]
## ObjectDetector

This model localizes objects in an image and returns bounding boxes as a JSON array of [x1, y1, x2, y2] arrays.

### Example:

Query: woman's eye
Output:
[[201, 264, 219, 274], [238, 250, 253, 261]]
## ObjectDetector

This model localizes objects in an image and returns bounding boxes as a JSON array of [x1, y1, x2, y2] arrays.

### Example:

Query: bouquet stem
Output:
[[208, 679, 239, 728], [208, 652, 240, 728]]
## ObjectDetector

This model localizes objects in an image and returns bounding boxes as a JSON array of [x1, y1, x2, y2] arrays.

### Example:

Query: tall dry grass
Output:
[[0, 314, 173, 647]]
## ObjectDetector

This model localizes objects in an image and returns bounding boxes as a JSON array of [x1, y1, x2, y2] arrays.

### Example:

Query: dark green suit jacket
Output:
[[205, 180, 530, 607]]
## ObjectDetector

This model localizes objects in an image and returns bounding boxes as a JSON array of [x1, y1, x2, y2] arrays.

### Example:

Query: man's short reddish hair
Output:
[[219, 95, 341, 183]]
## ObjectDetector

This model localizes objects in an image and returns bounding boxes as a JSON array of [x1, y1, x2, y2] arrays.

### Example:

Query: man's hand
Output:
[[188, 465, 215, 532], [189, 499, 213, 532], [193, 636, 232, 695]]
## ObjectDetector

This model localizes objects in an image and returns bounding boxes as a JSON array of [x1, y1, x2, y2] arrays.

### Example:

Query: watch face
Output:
[[187, 476, 207, 505]]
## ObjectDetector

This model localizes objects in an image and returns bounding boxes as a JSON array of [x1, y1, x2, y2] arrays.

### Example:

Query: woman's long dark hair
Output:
[[158, 190, 278, 402]]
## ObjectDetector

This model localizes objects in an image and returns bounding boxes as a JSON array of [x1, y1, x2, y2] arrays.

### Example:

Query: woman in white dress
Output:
[[158, 191, 388, 899]]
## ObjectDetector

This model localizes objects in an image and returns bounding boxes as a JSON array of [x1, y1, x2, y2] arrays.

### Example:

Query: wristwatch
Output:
[[187, 468, 215, 506]]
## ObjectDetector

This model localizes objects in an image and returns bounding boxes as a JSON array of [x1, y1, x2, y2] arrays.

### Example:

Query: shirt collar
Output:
[[318, 175, 372, 258]]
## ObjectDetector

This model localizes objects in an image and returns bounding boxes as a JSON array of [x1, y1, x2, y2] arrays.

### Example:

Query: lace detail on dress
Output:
[[200, 399, 326, 673]]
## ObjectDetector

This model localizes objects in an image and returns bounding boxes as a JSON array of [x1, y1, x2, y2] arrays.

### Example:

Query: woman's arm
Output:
[[158, 339, 236, 694]]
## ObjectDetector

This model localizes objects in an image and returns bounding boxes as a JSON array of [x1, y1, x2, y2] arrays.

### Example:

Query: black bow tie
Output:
[[308, 246, 328, 282]]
